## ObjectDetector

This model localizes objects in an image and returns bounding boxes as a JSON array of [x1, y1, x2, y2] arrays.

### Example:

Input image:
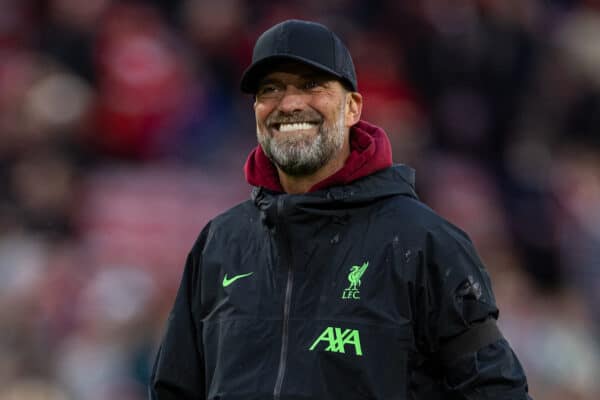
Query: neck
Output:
[[278, 142, 350, 194]]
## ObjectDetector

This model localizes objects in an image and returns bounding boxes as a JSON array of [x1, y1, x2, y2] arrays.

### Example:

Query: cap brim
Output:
[[240, 55, 355, 94]]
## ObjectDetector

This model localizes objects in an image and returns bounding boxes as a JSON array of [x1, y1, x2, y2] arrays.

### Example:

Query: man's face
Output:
[[254, 63, 356, 177]]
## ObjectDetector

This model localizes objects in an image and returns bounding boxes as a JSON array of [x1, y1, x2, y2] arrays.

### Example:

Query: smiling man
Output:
[[150, 20, 532, 400]]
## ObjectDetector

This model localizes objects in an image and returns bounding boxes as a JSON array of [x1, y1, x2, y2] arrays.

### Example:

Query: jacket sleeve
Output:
[[419, 222, 532, 399], [149, 224, 210, 400]]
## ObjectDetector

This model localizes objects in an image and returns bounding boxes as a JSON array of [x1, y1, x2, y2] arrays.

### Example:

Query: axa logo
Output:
[[341, 261, 369, 300], [309, 326, 363, 356]]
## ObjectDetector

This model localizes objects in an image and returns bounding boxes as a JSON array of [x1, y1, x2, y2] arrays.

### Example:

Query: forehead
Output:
[[258, 62, 341, 85]]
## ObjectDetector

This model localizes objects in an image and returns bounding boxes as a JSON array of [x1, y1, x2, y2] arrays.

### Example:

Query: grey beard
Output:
[[258, 108, 346, 177]]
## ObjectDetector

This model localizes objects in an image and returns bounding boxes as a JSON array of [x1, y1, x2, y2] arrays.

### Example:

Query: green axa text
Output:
[[309, 326, 363, 356]]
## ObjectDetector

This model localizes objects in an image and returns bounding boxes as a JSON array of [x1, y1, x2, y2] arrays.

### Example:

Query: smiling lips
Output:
[[276, 122, 319, 132]]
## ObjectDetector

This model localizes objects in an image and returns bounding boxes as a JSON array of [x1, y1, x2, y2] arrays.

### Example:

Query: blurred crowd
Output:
[[1, 0, 599, 399]]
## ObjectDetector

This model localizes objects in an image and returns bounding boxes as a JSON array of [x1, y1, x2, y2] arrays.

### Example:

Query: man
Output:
[[150, 19, 532, 399]]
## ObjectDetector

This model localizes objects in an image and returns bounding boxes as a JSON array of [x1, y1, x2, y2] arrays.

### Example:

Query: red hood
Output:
[[244, 120, 393, 192]]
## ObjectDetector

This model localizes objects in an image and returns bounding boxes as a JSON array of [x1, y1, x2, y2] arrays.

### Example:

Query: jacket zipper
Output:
[[273, 196, 293, 399]]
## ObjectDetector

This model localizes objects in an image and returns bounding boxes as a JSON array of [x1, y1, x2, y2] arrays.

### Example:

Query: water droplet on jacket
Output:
[[330, 234, 340, 244], [404, 249, 412, 262], [456, 275, 483, 300], [392, 236, 400, 248]]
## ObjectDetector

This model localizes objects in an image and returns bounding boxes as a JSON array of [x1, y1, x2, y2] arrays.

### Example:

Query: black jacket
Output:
[[150, 165, 532, 400]]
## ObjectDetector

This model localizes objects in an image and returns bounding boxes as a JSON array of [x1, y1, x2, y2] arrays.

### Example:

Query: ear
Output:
[[344, 91, 363, 127]]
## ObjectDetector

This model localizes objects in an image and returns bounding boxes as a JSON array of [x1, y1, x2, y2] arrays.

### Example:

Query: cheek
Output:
[[312, 96, 342, 122], [254, 103, 273, 125]]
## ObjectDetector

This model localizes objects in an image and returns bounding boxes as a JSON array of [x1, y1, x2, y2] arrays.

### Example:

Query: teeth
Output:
[[278, 122, 315, 132]]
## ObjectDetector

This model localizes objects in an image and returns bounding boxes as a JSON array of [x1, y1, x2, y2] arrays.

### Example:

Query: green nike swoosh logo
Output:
[[222, 272, 254, 287]]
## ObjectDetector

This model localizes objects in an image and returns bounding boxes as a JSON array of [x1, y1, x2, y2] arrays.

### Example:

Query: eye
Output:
[[256, 84, 280, 97], [303, 80, 319, 90]]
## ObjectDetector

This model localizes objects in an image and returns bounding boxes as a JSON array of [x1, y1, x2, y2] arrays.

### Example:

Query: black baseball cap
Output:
[[240, 19, 357, 94]]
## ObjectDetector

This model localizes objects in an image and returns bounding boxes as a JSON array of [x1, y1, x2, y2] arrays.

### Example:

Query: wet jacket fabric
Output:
[[150, 123, 531, 400]]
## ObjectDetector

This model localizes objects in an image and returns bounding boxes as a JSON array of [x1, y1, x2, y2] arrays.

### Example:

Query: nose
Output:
[[277, 85, 306, 113]]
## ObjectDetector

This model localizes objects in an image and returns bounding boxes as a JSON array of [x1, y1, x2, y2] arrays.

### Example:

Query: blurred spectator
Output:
[[90, 4, 195, 160], [552, 146, 600, 329], [39, 0, 112, 83]]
